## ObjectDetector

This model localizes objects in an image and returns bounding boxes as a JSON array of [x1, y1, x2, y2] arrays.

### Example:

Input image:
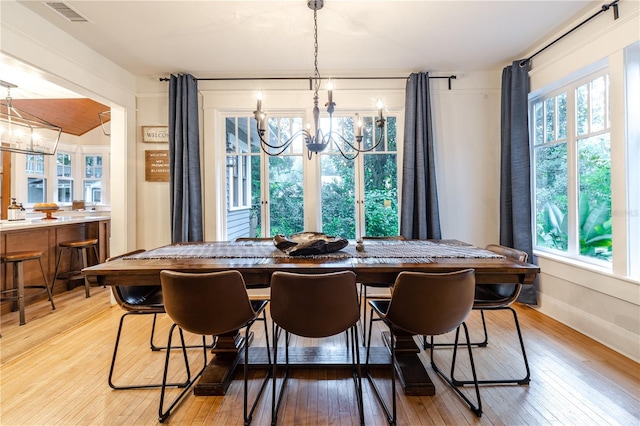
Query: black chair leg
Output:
[[244, 310, 271, 426], [366, 325, 396, 425], [272, 327, 291, 426], [431, 323, 482, 417], [158, 326, 207, 423], [109, 312, 190, 390], [450, 307, 530, 386]]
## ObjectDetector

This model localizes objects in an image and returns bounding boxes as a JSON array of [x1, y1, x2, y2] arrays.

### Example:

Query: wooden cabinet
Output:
[[0, 218, 110, 315]]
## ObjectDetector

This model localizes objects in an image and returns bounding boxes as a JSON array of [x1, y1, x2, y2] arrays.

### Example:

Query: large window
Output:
[[224, 111, 399, 241], [56, 152, 73, 203], [531, 67, 612, 263]]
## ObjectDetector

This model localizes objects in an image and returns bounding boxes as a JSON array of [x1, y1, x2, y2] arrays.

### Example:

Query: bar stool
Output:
[[52, 238, 99, 298], [1, 251, 56, 325]]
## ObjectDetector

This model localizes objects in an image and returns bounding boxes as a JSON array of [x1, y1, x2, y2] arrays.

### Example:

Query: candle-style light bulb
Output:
[[355, 113, 363, 138], [376, 99, 384, 121], [256, 91, 263, 112], [327, 80, 333, 104]]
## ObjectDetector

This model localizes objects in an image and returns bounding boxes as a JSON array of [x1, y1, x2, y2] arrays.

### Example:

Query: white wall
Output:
[[526, 1, 640, 361]]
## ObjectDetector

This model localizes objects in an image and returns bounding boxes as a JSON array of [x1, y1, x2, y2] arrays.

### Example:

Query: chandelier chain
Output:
[[313, 8, 320, 93]]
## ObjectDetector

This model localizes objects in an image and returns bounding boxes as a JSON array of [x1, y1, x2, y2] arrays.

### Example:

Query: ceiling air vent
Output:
[[45, 2, 89, 22]]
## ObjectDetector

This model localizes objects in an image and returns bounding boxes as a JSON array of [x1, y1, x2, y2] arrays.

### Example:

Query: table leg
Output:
[[193, 330, 252, 396], [381, 331, 436, 396]]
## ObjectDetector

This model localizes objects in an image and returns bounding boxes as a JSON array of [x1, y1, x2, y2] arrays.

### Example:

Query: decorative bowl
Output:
[[273, 232, 348, 256]]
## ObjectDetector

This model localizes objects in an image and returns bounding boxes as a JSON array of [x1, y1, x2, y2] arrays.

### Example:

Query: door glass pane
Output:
[[269, 155, 304, 236], [321, 154, 355, 238], [364, 153, 398, 236]]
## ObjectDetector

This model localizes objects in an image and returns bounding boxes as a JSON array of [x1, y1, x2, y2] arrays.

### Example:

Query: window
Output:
[[224, 111, 399, 241], [531, 67, 612, 263], [26, 154, 46, 203], [625, 41, 640, 278], [56, 152, 73, 203], [84, 155, 103, 204]]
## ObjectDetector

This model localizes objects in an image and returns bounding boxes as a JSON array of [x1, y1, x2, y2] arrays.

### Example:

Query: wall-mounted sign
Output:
[[145, 150, 170, 182], [142, 126, 169, 143]]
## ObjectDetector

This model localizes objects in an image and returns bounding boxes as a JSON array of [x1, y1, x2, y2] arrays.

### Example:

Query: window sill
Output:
[[534, 250, 640, 304]]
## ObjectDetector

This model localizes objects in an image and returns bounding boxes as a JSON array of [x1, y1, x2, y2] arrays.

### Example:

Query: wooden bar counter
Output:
[[0, 213, 110, 315]]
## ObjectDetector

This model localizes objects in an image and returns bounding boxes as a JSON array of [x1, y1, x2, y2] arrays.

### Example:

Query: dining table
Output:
[[83, 238, 539, 397]]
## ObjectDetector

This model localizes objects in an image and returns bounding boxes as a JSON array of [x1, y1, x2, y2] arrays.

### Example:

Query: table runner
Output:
[[124, 240, 504, 260]]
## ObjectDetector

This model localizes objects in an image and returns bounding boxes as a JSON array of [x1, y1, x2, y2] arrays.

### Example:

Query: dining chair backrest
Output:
[[484, 244, 528, 300], [270, 270, 359, 338], [384, 269, 475, 336], [160, 270, 257, 336]]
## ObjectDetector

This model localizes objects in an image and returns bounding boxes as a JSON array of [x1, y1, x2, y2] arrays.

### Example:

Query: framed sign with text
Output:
[[145, 150, 170, 182], [142, 126, 169, 143]]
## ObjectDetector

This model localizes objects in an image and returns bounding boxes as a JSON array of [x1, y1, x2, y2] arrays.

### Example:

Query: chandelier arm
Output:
[[255, 120, 308, 156], [328, 127, 385, 155]]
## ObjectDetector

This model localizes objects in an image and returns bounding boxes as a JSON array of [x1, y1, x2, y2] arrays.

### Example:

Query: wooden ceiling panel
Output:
[[9, 98, 109, 136]]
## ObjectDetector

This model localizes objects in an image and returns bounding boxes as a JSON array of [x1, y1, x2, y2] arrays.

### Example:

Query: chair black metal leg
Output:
[[244, 310, 271, 426], [451, 307, 531, 386], [149, 313, 216, 352], [158, 326, 207, 423], [422, 309, 489, 349], [109, 312, 190, 390], [431, 323, 482, 417], [365, 319, 396, 425], [348, 325, 365, 426], [272, 327, 291, 426]]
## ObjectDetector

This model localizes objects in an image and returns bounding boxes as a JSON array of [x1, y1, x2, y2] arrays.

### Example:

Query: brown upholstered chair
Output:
[[270, 271, 364, 426], [358, 235, 406, 344], [366, 269, 482, 423], [158, 270, 270, 425], [450, 244, 531, 386]]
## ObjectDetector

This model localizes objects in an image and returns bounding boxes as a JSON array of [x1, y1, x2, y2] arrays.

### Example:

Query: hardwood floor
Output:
[[0, 287, 638, 425]]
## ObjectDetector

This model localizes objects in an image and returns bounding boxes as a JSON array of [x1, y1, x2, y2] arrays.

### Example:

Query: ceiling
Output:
[[5, 0, 601, 135], [17, 0, 598, 78]]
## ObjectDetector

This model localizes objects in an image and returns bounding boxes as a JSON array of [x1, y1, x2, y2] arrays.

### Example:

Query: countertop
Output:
[[0, 212, 110, 231]]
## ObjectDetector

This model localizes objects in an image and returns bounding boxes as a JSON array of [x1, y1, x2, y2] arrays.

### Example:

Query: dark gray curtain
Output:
[[500, 60, 537, 305], [168, 74, 203, 243], [400, 72, 441, 240]]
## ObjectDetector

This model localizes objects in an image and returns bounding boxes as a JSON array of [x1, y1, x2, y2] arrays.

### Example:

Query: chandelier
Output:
[[98, 110, 111, 136], [0, 81, 62, 155], [253, 0, 386, 160]]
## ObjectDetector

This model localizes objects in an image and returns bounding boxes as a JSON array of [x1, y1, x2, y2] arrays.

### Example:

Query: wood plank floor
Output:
[[0, 287, 638, 425]]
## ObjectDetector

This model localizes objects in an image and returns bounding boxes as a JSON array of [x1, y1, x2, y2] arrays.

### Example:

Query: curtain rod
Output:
[[159, 75, 458, 90], [520, 0, 619, 67]]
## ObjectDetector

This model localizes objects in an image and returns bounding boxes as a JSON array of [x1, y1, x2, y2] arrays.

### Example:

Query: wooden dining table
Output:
[[83, 239, 539, 396]]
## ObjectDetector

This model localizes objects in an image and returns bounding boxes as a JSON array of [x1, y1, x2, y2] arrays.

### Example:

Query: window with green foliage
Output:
[[224, 112, 399, 241], [531, 67, 612, 263], [320, 115, 398, 239]]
